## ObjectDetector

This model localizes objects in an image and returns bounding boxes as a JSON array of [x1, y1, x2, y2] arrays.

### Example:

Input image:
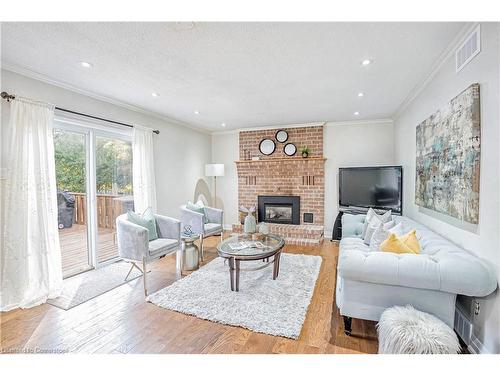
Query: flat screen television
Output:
[[339, 166, 403, 214]]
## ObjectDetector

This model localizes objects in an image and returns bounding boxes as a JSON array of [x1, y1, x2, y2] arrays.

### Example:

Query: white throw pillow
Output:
[[361, 208, 392, 240], [369, 222, 404, 252], [364, 219, 395, 246]]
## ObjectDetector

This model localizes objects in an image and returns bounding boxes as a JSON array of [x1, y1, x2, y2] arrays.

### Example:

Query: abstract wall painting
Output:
[[415, 83, 481, 224]]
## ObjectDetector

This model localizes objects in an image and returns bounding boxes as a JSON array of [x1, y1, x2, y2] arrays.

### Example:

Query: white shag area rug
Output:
[[148, 253, 322, 339], [377, 305, 461, 354]]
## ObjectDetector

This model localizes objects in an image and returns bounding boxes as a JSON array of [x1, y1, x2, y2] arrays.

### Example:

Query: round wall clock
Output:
[[259, 138, 276, 155], [275, 130, 288, 143], [284, 143, 297, 156]]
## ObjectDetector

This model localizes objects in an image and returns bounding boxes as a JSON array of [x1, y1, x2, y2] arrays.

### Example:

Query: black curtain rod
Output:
[[1, 91, 160, 135]]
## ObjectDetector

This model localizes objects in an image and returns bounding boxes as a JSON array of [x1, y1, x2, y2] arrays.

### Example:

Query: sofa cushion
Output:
[[204, 223, 222, 235], [187, 201, 209, 224], [380, 232, 418, 254], [127, 208, 158, 241], [400, 229, 421, 253], [369, 222, 404, 252], [341, 214, 366, 238], [338, 215, 498, 297], [364, 219, 395, 246], [148, 238, 179, 257], [362, 208, 392, 239], [340, 237, 369, 252]]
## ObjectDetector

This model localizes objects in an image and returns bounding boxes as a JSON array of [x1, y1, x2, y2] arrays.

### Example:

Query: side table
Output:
[[176, 233, 200, 277]]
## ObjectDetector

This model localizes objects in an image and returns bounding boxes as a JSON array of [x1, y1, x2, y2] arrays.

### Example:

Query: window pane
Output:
[[95, 136, 134, 263], [54, 129, 91, 277]]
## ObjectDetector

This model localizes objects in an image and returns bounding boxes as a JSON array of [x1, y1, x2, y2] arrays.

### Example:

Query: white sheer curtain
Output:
[[132, 125, 157, 214], [0, 97, 63, 311]]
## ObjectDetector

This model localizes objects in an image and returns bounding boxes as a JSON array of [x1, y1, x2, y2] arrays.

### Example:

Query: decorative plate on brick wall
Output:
[[259, 139, 276, 155], [284, 143, 297, 156], [276, 130, 288, 143]]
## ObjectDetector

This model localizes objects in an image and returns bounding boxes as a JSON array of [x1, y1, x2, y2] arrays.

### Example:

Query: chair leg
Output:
[[220, 230, 224, 242], [125, 262, 143, 281], [125, 263, 135, 281], [199, 234, 204, 262], [142, 258, 148, 297]]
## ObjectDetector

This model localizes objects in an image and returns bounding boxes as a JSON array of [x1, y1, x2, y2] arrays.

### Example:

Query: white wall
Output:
[[0, 69, 212, 219], [393, 23, 500, 353], [211, 132, 240, 228], [211, 120, 395, 233], [324, 120, 395, 236]]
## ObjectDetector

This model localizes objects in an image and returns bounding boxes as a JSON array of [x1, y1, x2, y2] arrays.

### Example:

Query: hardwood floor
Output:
[[0, 235, 378, 354]]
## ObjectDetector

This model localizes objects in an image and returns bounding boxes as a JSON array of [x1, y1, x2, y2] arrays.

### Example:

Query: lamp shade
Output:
[[205, 163, 225, 177]]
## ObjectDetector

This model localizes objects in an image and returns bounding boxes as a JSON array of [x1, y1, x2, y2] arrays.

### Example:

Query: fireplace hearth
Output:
[[258, 195, 300, 225]]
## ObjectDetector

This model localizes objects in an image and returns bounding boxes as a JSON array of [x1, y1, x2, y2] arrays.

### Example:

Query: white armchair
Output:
[[180, 205, 223, 261], [116, 213, 181, 296]]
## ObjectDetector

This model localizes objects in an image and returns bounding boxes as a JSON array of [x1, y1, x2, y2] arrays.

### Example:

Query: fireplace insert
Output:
[[258, 195, 300, 225]]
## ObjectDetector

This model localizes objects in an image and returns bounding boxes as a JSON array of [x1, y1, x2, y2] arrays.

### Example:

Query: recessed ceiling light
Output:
[[358, 92, 364, 97], [80, 61, 93, 68], [354, 111, 360, 116], [194, 110, 200, 115], [221, 123, 226, 127], [361, 59, 372, 66], [151, 93, 160, 97]]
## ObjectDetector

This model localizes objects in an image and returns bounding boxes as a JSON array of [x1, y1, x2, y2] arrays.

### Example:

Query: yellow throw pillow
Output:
[[399, 229, 421, 254], [380, 232, 419, 254]]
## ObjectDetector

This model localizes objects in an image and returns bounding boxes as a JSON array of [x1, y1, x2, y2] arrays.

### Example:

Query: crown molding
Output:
[[392, 22, 479, 120], [324, 118, 393, 127], [1, 63, 212, 135], [212, 121, 326, 135], [212, 119, 394, 135]]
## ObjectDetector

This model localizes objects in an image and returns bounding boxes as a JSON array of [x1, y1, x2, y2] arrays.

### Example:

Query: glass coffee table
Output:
[[217, 233, 285, 292]]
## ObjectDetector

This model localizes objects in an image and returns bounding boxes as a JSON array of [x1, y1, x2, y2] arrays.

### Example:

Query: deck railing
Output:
[[70, 193, 133, 229]]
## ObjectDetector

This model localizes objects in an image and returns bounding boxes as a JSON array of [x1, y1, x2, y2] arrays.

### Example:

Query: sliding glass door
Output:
[[54, 128, 92, 277], [95, 135, 134, 264], [54, 119, 133, 277]]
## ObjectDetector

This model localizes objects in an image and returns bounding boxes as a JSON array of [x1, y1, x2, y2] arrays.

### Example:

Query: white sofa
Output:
[[336, 214, 497, 335]]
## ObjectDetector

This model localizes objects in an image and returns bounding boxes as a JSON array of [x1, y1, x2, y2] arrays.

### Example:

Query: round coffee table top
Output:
[[217, 233, 285, 259]]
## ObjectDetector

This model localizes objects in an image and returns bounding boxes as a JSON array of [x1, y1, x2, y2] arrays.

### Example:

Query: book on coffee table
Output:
[[227, 241, 266, 250]]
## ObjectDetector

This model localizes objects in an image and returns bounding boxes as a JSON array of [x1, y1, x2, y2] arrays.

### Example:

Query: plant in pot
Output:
[[300, 146, 310, 158]]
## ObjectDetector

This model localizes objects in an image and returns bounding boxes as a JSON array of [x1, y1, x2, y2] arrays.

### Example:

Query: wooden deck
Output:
[[59, 224, 118, 277]]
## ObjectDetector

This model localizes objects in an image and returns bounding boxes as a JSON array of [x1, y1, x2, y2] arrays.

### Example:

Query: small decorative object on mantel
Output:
[[251, 156, 260, 161], [275, 130, 288, 143], [300, 146, 310, 158], [240, 205, 257, 233], [259, 138, 276, 155], [284, 143, 297, 156], [258, 222, 269, 235]]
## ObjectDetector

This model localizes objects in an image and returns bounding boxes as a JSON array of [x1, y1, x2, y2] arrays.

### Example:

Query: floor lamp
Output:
[[205, 164, 225, 208]]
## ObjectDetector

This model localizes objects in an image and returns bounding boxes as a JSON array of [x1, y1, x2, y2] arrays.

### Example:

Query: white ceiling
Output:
[[1, 22, 465, 132]]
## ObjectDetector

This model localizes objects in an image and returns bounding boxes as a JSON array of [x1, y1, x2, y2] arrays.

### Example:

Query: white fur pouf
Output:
[[377, 305, 461, 354]]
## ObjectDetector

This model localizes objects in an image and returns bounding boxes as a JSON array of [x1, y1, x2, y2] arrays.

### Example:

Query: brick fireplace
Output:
[[233, 124, 325, 245]]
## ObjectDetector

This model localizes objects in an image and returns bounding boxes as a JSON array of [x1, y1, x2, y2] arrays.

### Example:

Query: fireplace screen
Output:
[[258, 195, 300, 225], [265, 205, 293, 222]]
